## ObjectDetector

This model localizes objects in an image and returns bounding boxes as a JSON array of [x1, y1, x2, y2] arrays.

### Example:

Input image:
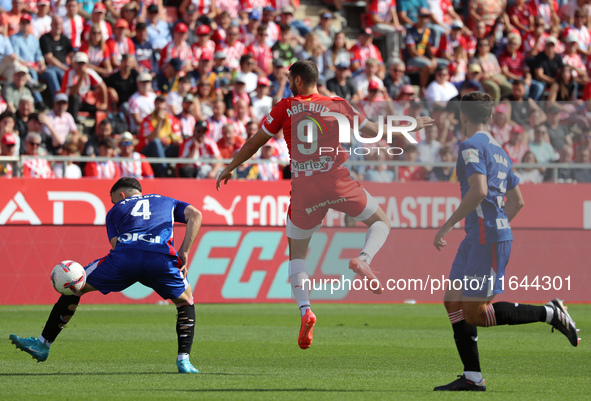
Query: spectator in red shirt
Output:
[[139, 95, 183, 177], [508, 0, 534, 34], [217, 123, 245, 159], [398, 144, 425, 182], [498, 33, 544, 100], [177, 120, 222, 178], [82, 3, 113, 43], [84, 137, 121, 178], [116, 131, 154, 179], [106, 19, 135, 69], [61, 52, 108, 122], [22, 132, 55, 178], [191, 24, 216, 66], [503, 124, 529, 164], [246, 25, 273, 76], [349, 28, 384, 75], [79, 24, 113, 78]]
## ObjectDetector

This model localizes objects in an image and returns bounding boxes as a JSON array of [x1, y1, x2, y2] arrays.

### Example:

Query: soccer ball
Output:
[[51, 260, 86, 296]]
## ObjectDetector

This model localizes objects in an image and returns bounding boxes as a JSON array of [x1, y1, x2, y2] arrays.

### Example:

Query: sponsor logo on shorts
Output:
[[306, 198, 347, 215]]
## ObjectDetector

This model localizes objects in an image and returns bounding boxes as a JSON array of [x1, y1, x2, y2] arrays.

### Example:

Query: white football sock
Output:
[[464, 371, 483, 383], [177, 353, 189, 361], [289, 259, 311, 317], [359, 221, 390, 264], [38, 335, 52, 348], [545, 305, 554, 324]]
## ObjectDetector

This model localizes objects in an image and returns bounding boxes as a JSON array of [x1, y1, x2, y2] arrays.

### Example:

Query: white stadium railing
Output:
[[1, 155, 589, 183]]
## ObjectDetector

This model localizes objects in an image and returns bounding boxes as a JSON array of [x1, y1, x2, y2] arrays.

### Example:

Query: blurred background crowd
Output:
[[0, 0, 590, 183]]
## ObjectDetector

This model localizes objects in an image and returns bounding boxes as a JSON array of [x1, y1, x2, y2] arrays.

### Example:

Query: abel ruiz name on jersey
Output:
[[285, 103, 331, 116]]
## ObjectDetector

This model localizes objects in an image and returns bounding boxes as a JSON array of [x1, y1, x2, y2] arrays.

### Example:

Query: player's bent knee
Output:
[[463, 307, 487, 326]]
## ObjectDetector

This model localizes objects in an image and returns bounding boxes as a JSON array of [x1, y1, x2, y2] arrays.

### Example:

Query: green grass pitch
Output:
[[1, 303, 589, 400]]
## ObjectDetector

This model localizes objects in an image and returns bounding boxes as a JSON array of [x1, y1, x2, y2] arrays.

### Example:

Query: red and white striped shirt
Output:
[[265, 21, 280, 48], [83, 20, 113, 43], [191, 0, 213, 15], [106, 36, 135, 64], [218, 0, 239, 18], [110, 0, 128, 15], [60, 68, 103, 100], [239, 24, 256, 47], [239, 0, 266, 12], [117, 152, 154, 179], [179, 113, 197, 139], [246, 41, 272, 75], [179, 136, 220, 167], [564, 26, 591, 52], [63, 15, 85, 49], [257, 159, 280, 181], [84, 160, 121, 179], [349, 41, 384, 67], [491, 123, 512, 147], [503, 142, 529, 165], [23, 158, 55, 178], [206, 115, 230, 142], [160, 41, 195, 69], [217, 41, 246, 70], [562, 52, 586, 78], [79, 42, 112, 67], [191, 40, 217, 65]]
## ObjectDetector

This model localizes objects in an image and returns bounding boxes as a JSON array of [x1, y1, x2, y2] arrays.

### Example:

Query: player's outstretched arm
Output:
[[177, 205, 203, 276], [504, 185, 525, 222], [434, 173, 487, 250], [216, 129, 272, 190]]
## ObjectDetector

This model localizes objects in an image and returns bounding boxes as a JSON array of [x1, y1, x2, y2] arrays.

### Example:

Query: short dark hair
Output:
[[460, 91, 493, 125], [512, 79, 525, 86], [240, 54, 254, 66], [110, 178, 142, 195], [0, 110, 15, 122], [99, 119, 112, 128], [289, 60, 319, 86]]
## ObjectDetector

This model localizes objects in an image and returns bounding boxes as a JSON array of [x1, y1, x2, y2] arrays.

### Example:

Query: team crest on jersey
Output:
[[266, 115, 274, 124], [462, 148, 479, 164]]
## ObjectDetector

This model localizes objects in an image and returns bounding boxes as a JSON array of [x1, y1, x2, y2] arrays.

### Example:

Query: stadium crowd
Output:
[[0, 0, 590, 183]]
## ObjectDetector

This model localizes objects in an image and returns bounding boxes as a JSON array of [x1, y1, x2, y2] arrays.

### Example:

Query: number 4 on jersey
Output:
[[131, 200, 152, 220]]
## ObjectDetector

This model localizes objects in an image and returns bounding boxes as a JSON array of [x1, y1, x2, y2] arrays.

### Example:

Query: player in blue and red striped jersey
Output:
[[217, 59, 433, 350], [10, 178, 203, 374], [433, 92, 580, 392]]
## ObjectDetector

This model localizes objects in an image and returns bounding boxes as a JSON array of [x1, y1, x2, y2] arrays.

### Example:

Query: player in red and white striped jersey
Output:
[[217, 60, 433, 350], [63, 0, 84, 49]]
